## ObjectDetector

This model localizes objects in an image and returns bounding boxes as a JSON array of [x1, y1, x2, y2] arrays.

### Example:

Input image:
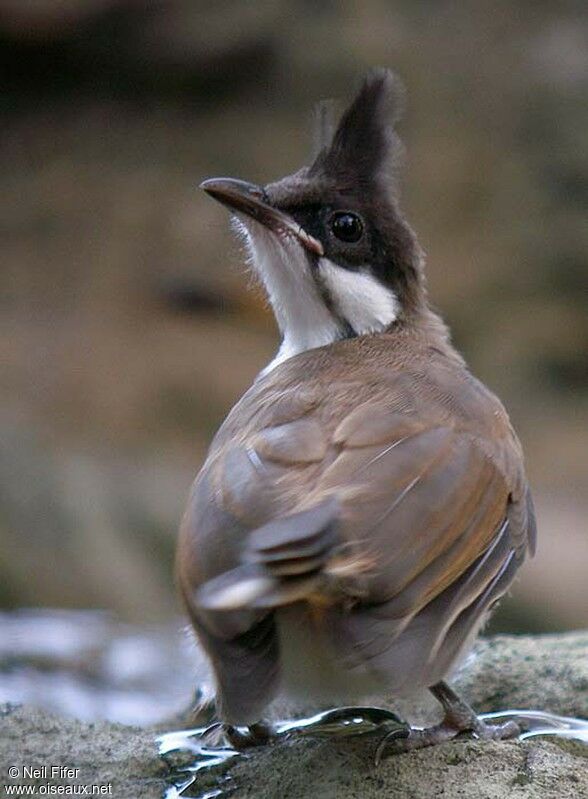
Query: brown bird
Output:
[[176, 69, 536, 753]]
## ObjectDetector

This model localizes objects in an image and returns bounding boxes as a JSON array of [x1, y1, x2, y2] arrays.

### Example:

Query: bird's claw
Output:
[[375, 717, 522, 761]]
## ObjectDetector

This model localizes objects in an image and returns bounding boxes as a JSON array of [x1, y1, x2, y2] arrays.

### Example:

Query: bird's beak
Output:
[[200, 177, 324, 256]]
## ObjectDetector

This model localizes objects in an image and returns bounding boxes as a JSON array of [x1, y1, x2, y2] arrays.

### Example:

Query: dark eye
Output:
[[330, 211, 364, 243]]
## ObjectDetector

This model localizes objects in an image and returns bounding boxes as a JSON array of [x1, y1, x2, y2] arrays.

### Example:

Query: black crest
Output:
[[311, 69, 405, 193]]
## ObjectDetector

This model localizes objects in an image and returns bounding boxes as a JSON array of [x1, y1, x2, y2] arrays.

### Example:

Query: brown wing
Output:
[[297, 404, 533, 694], [177, 347, 535, 721]]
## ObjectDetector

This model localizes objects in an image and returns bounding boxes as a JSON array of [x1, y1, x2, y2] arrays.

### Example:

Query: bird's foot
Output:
[[201, 721, 274, 750], [375, 681, 521, 762], [375, 717, 520, 761], [199, 707, 406, 751]]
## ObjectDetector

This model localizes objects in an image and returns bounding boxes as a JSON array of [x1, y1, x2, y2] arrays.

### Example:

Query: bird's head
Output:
[[201, 69, 426, 370]]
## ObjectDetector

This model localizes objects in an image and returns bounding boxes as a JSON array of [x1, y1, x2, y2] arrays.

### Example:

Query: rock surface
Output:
[[0, 703, 168, 798], [230, 737, 587, 799], [1, 632, 587, 799]]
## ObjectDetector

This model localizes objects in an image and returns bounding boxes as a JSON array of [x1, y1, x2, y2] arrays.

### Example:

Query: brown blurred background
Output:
[[1, 1, 587, 636]]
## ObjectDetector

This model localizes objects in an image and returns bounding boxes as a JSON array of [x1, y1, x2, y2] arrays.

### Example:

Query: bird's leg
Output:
[[376, 681, 521, 760], [431, 681, 521, 741]]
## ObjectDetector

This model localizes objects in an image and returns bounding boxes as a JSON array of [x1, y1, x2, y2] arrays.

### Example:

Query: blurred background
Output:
[[1, 1, 586, 721]]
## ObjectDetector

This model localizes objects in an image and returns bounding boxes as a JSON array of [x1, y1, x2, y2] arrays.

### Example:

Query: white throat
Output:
[[235, 218, 398, 374]]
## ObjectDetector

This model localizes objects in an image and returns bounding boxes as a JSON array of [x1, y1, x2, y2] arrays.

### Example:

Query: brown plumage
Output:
[[176, 69, 535, 744]]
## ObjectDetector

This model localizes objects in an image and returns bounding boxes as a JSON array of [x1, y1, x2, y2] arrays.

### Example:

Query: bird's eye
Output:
[[330, 212, 364, 243]]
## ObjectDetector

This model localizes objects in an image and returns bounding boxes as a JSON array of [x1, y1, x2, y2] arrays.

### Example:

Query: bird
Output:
[[176, 68, 536, 754]]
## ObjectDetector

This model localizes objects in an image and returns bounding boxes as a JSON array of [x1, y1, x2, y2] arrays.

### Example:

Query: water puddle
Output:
[[159, 706, 588, 798], [159, 725, 241, 799], [481, 709, 588, 743]]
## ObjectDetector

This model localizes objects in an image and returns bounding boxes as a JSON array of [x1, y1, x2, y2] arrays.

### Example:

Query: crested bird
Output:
[[176, 69, 536, 753]]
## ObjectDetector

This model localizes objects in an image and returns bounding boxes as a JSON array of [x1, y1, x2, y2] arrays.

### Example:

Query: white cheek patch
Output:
[[318, 258, 399, 334]]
